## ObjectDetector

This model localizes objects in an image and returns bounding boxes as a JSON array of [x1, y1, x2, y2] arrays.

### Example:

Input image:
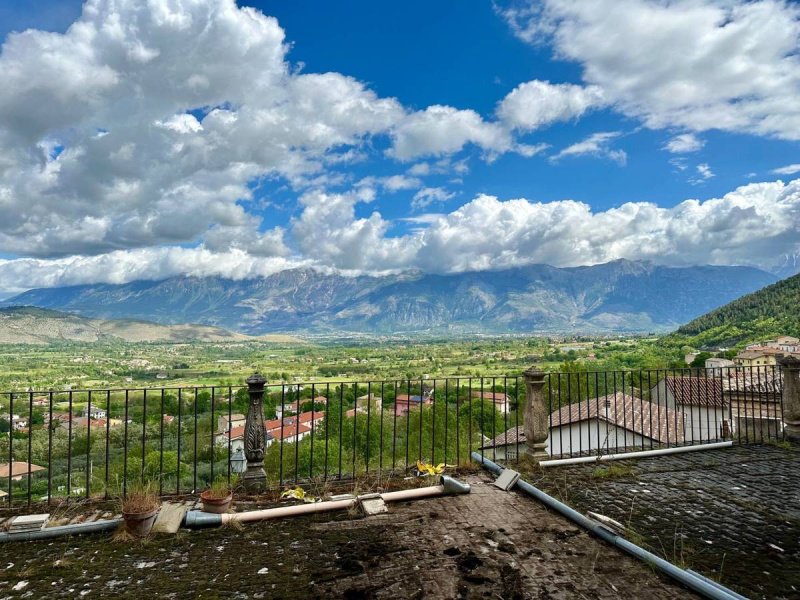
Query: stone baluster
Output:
[[523, 367, 549, 461], [243, 373, 268, 490], [779, 356, 800, 443]]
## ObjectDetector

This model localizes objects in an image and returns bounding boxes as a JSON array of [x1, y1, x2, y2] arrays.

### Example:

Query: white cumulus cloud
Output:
[[501, 0, 800, 140]]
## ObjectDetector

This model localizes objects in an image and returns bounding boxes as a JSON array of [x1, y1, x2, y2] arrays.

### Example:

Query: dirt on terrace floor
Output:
[[0, 472, 696, 599], [525, 444, 800, 600]]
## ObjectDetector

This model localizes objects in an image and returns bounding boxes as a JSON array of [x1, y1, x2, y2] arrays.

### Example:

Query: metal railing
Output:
[[1, 376, 523, 507], [0, 366, 785, 506], [542, 365, 784, 460]]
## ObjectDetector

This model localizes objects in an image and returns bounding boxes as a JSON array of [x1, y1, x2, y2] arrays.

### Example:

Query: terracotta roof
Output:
[[471, 391, 509, 403], [267, 422, 312, 441], [220, 419, 314, 442], [664, 377, 726, 407], [550, 393, 685, 443], [480, 426, 526, 450], [730, 400, 783, 420], [722, 371, 782, 394], [0, 462, 46, 477], [265, 411, 324, 431]]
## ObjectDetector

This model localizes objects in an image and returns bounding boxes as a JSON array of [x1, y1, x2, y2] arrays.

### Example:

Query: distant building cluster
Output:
[[732, 335, 800, 368]]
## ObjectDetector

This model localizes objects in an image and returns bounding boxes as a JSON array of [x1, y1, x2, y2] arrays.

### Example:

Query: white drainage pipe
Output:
[[539, 441, 733, 468], [184, 475, 471, 528]]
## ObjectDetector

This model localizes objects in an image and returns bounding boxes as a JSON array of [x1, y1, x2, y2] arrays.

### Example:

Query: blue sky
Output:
[[0, 0, 798, 295]]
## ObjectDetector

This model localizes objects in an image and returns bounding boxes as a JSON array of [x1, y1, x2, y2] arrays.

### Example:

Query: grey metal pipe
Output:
[[471, 453, 744, 600], [0, 518, 122, 543]]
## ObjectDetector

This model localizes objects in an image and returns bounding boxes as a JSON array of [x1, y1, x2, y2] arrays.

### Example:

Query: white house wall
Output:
[[546, 420, 651, 456]]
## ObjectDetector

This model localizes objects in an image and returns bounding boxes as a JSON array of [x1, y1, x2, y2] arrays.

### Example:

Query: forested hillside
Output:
[[670, 272, 800, 348]]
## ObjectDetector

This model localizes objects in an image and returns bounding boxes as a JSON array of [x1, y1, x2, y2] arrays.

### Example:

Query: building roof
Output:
[[471, 391, 509, 403], [722, 371, 782, 394], [664, 377, 726, 407], [0, 462, 46, 477], [550, 393, 685, 443], [265, 411, 324, 431], [266, 422, 312, 441], [736, 349, 779, 359], [480, 426, 525, 450], [396, 394, 427, 403]]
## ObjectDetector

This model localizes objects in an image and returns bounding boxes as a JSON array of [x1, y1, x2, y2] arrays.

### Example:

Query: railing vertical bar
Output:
[[338, 383, 343, 479], [620, 371, 626, 452], [85, 390, 91, 500], [227, 386, 232, 486], [567, 373, 573, 458], [6, 393, 11, 506], [365, 381, 371, 475], [647, 370, 654, 450], [595, 372, 602, 455], [159, 389, 165, 497], [279, 384, 285, 487], [468, 378, 473, 461], [556, 374, 563, 459], [514, 377, 519, 461], [352, 382, 358, 477], [295, 384, 301, 484], [67, 390, 73, 497], [310, 383, 316, 479], [48, 390, 54, 504], [702, 367, 709, 444], [434, 375, 446, 464], [193, 387, 198, 493], [758, 366, 765, 444], [210, 387, 215, 484], [418, 377, 424, 463], [392, 380, 398, 470], [141, 389, 147, 484], [104, 390, 110, 499], [479, 377, 484, 461], [27, 391, 33, 506], [176, 388, 182, 496], [431, 379, 436, 465], [379, 381, 385, 473], [455, 378, 461, 464], [324, 383, 330, 480], [575, 372, 582, 457], [122, 390, 129, 497]]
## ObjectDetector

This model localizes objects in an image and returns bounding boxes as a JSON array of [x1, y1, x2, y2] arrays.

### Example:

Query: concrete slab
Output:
[[152, 501, 190, 534], [358, 493, 388, 516], [492, 468, 520, 490]]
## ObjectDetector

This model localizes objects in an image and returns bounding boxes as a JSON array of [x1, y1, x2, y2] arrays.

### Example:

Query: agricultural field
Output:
[[0, 334, 680, 393]]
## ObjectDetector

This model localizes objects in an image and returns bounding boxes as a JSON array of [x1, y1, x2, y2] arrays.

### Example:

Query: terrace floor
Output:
[[529, 444, 800, 600], [0, 473, 694, 599]]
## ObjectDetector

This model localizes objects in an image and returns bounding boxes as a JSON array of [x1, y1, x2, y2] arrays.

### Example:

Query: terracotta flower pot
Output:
[[200, 491, 233, 514], [123, 507, 159, 537]]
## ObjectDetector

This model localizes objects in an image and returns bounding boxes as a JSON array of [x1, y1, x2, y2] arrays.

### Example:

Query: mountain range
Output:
[[0, 260, 779, 335]]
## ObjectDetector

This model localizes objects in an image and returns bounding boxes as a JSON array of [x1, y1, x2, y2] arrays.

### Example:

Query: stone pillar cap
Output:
[[523, 367, 546, 378], [778, 356, 800, 368], [246, 373, 268, 385]]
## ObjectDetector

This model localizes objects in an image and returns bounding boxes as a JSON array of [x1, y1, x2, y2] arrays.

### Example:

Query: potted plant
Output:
[[200, 476, 233, 514], [121, 484, 160, 537]]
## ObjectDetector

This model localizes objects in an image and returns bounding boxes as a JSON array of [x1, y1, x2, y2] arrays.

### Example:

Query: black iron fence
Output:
[[0, 366, 785, 506], [1, 376, 522, 507], [541, 365, 784, 460]]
